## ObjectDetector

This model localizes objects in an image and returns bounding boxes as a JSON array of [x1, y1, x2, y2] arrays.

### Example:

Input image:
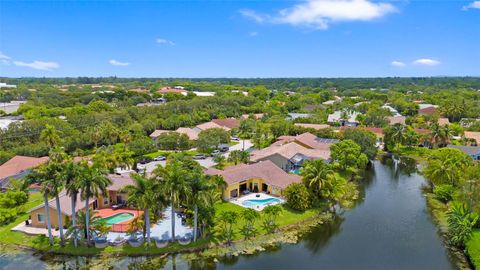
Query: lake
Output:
[[0, 157, 457, 270]]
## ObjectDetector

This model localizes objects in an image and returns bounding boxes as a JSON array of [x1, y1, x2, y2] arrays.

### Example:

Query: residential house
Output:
[[438, 118, 450, 126], [241, 113, 264, 120], [327, 111, 360, 127], [465, 131, 480, 146], [286, 113, 311, 121], [149, 129, 170, 140], [211, 118, 240, 129], [386, 116, 406, 125], [381, 105, 401, 117], [192, 91, 215, 97], [175, 127, 200, 140], [205, 161, 301, 200], [250, 132, 338, 172], [28, 173, 134, 229], [157, 87, 188, 96], [0, 156, 49, 190], [447, 145, 480, 161], [418, 104, 439, 116]]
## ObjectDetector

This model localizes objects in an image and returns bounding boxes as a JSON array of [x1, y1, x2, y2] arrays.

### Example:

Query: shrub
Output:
[[433, 184, 455, 203], [284, 183, 311, 211], [0, 190, 28, 208], [0, 208, 19, 225]]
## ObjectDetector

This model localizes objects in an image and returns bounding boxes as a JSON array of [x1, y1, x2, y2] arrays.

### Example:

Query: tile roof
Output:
[[465, 131, 480, 144], [387, 116, 406, 125], [149, 129, 170, 139], [0, 156, 49, 180], [418, 107, 438, 115], [195, 121, 230, 131], [157, 87, 187, 94], [175, 127, 199, 140], [211, 118, 240, 129], [447, 145, 480, 156], [205, 160, 301, 189], [28, 173, 134, 216], [438, 118, 450, 126]]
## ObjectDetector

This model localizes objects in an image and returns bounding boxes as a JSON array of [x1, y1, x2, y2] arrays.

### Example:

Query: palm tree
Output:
[[40, 124, 61, 149], [77, 162, 111, 244], [188, 174, 214, 242], [66, 209, 102, 240], [122, 173, 163, 246], [153, 160, 191, 241], [390, 123, 405, 146], [61, 159, 81, 247], [301, 160, 336, 195], [240, 208, 260, 239], [26, 165, 55, 246]]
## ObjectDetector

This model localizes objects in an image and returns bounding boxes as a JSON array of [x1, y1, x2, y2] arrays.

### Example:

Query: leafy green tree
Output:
[[78, 162, 111, 244], [122, 173, 164, 246], [157, 132, 190, 151], [40, 124, 61, 149], [330, 139, 366, 171], [283, 183, 311, 211], [213, 154, 226, 170], [240, 208, 260, 239], [342, 128, 377, 160], [196, 128, 230, 152], [262, 205, 282, 233], [446, 203, 479, 248], [153, 160, 191, 240], [423, 148, 472, 187], [187, 173, 214, 242], [217, 210, 238, 245], [302, 160, 336, 196]]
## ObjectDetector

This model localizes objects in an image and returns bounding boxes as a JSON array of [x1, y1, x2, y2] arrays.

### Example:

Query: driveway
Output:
[[224, 139, 253, 158]]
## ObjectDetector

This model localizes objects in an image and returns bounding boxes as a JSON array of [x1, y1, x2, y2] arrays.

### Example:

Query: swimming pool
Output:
[[290, 168, 301, 175], [242, 197, 281, 208], [98, 212, 134, 225]]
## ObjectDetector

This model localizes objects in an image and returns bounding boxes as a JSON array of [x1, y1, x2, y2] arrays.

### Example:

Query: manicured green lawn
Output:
[[1, 193, 319, 255], [214, 202, 321, 241], [466, 230, 480, 269]]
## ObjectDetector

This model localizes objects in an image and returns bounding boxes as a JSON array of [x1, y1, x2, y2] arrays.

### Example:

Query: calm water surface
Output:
[[0, 158, 457, 270]]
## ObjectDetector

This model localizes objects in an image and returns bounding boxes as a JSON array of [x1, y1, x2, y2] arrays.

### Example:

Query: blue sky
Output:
[[0, 0, 479, 77]]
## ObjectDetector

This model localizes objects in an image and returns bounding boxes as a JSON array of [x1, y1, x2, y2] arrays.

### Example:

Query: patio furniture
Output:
[[128, 237, 144, 247], [109, 236, 126, 246], [112, 202, 126, 210], [178, 234, 192, 246], [154, 237, 169, 248], [94, 239, 109, 248]]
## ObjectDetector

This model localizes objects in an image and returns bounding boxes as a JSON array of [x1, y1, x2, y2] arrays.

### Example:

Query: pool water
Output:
[[97, 212, 134, 225], [290, 168, 301, 175], [242, 197, 281, 207]]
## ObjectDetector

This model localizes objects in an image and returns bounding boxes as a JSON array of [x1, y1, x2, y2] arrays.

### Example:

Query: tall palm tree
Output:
[[78, 162, 111, 244], [40, 124, 61, 149], [188, 174, 214, 242], [153, 160, 191, 240], [122, 173, 163, 246], [61, 159, 81, 247], [301, 160, 336, 195], [26, 164, 55, 246]]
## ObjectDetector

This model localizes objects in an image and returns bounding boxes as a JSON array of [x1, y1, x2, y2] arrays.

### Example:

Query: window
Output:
[[37, 213, 45, 223], [103, 197, 109, 205]]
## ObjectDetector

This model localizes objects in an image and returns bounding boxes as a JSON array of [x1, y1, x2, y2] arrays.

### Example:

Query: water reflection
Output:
[[302, 215, 344, 254]]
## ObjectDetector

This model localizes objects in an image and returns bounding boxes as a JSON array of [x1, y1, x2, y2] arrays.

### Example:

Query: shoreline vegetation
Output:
[[392, 147, 479, 270]]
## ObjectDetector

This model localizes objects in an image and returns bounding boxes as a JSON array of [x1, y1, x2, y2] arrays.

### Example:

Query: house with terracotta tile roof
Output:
[[418, 106, 439, 116], [250, 132, 338, 172], [437, 118, 450, 126], [0, 156, 49, 190], [28, 173, 135, 229], [465, 131, 480, 145], [211, 118, 240, 129], [175, 127, 200, 140], [149, 129, 170, 140], [386, 116, 406, 125], [205, 160, 301, 200], [157, 87, 188, 96]]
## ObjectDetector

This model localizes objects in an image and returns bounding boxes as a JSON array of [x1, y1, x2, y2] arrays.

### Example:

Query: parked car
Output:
[[138, 157, 153, 164], [153, 155, 166, 161], [218, 144, 229, 152], [231, 135, 240, 141], [210, 150, 221, 156], [193, 153, 206, 160]]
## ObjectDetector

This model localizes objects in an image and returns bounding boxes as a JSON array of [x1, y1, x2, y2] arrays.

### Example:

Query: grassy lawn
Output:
[[214, 201, 321, 241], [0, 194, 320, 255], [466, 230, 480, 269]]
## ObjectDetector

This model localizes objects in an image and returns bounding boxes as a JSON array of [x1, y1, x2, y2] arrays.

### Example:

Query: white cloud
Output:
[[249, 31, 258, 37], [413, 58, 440, 66], [156, 38, 175, 45], [13, 60, 59, 70], [462, 1, 480, 10], [0, 52, 11, 60], [391, 60, 406, 67], [241, 0, 397, 30], [109, 59, 130, 66], [239, 9, 268, 23]]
